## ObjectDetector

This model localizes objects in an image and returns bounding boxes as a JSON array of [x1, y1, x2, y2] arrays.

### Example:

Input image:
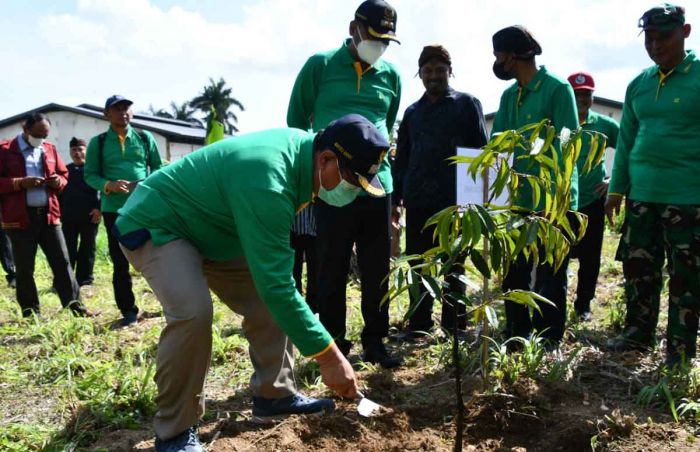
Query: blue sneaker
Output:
[[154, 426, 203, 452], [252, 393, 335, 424]]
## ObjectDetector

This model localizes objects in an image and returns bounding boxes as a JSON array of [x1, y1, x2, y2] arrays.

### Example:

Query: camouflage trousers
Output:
[[617, 200, 700, 359]]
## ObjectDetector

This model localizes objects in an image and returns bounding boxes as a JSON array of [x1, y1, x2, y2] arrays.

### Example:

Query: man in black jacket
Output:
[[392, 45, 488, 338], [60, 137, 101, 286]]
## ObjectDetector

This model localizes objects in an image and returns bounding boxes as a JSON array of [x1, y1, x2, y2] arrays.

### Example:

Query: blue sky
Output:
[[1, 0, 698, 134]]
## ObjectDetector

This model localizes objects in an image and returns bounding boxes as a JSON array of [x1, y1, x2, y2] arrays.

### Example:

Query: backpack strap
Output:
[[97, 132, 108, 178], [135, 129, 152, 172], [98, 130, 153, 177]]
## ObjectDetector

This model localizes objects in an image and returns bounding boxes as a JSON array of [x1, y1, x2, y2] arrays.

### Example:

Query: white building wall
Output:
[[0, 111, 174, 163], [168, 142, 201, 161]]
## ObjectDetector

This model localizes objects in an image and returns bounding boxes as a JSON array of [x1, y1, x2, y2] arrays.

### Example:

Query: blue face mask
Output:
[[318, 162, 361, 207]]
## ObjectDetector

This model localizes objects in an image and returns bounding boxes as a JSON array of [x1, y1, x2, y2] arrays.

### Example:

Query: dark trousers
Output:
[[290, 232, 318, 313], [103, 212, 137, 316], [62, 220, 98, 286], [0, 227, 15, 283], [503, 248, 571, 343], [572, 197, 605, 312], [315, 196, 391, 348], [405, 207, 466, 332], [7, 207, 85, 316]]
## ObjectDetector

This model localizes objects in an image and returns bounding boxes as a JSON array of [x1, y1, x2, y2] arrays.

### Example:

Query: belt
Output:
[[27, 206, 48, 215]]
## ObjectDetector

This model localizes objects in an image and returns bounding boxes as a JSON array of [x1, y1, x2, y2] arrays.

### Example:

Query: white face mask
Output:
[[318, 160, 361, 207], [353, 29, 388, 66], [26, 135, 45, 148]]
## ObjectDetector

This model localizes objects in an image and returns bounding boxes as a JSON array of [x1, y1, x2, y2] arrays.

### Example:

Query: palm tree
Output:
[[148, 102, 204, 127], [190, 77, 245, 134]]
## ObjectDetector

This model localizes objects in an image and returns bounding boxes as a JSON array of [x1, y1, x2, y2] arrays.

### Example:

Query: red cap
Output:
[[567, 71, 595, 91]]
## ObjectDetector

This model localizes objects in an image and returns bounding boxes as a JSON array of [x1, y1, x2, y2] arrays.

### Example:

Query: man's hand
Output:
[[89, 209, 102, 224], [391, 204, 402, 220], [45, 174, 61, 189], [605, 194, 623, 226], [20, 176, 45, 189], [595, 181, 609, 198], [105, 180, 131, 194], [315, 343, 358, 398]]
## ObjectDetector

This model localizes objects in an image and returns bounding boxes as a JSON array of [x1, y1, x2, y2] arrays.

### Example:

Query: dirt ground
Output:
[[88, 341, 700, 451]]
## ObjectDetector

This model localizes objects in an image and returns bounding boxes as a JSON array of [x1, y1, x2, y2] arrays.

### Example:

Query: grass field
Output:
[[0, 226, 699, 451]]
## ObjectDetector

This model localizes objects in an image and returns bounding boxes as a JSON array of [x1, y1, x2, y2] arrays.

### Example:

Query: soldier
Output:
[[606, 4, 700, 367]]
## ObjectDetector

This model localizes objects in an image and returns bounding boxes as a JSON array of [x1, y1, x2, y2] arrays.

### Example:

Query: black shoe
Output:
[[389, 328, 433, 343], [337, 339, 352, 357], [576, 310, 593, 322], [606, 335, 651, 352], [120, 311, 139, 327], [543, 339, 561, 353], [363, 341, 402, 369]]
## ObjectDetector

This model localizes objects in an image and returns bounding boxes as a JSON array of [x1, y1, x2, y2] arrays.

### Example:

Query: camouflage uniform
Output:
[[617, 200, 700, 359]]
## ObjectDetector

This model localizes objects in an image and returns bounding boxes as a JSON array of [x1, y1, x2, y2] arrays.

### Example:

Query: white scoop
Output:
[[357, 392, 382, 417]]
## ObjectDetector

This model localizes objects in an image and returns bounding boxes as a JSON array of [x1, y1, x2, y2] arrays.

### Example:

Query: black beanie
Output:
[[492, 25, 542, 59]]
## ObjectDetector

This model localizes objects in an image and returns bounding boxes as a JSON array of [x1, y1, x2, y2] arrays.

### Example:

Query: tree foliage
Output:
[[384, 119, 607, 451], [148, 101, 203, 127], [190, 77, 245, 134]]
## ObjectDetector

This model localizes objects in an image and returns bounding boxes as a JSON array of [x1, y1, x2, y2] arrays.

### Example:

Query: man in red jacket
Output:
[[0, 112, 88, 317]]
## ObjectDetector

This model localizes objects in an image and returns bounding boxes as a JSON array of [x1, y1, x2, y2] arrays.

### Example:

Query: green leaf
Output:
[[485, 306, 499, 329], [469, 248, 491, 279], [489, 236, 503, 273], [468, 208, 483, 245], [501, 289, 555, 314], [474, 204, 497, 233], [461, 211, 473, 249]]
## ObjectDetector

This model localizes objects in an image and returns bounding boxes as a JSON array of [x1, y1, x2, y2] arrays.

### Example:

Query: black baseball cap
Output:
[[492, 25, 542, 59], [355, 0, 400, 44], [639, 3, 685, 31], [318, 114, 388, 197], [104, 95, 133, 110]]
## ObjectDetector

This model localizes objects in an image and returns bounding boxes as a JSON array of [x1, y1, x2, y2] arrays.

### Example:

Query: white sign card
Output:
[[455, 147, 510, 206]]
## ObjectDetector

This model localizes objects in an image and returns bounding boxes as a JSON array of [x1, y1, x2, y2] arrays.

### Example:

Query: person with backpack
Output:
[[84, 95, 162, 326]]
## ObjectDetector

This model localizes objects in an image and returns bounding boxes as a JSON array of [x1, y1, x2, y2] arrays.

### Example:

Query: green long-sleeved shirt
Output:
[[577, 110, 619, 209], [115, 128, 332, 357], [287, 39, 402, 194], [84, 126, 162, 213], [491, 66, 580, 211], [608, 50, 700, 204]]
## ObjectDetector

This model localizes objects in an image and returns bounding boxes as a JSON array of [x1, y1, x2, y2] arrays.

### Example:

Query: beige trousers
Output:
[[121, 239, 296, 440]]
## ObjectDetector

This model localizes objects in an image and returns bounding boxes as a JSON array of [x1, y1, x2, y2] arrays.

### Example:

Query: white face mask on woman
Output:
[[353, 28, 388, 66]]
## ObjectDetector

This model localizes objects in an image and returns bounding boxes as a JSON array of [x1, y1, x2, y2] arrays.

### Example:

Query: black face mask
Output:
[[493, 60, 514, 81]]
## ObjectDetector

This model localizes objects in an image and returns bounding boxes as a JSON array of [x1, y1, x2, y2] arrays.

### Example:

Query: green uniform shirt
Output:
[[577, 110, 619, 208], [609, 50, 700, 204], [115, 128, 333, 357], [491, 66, 580, 211], [287, 39, 402, 194], [84, 126, 163, 213]]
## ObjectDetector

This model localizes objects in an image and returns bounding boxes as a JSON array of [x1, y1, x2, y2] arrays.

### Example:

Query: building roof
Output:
[[0, 103, 206, 144], [484, 96, 623, 121]]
